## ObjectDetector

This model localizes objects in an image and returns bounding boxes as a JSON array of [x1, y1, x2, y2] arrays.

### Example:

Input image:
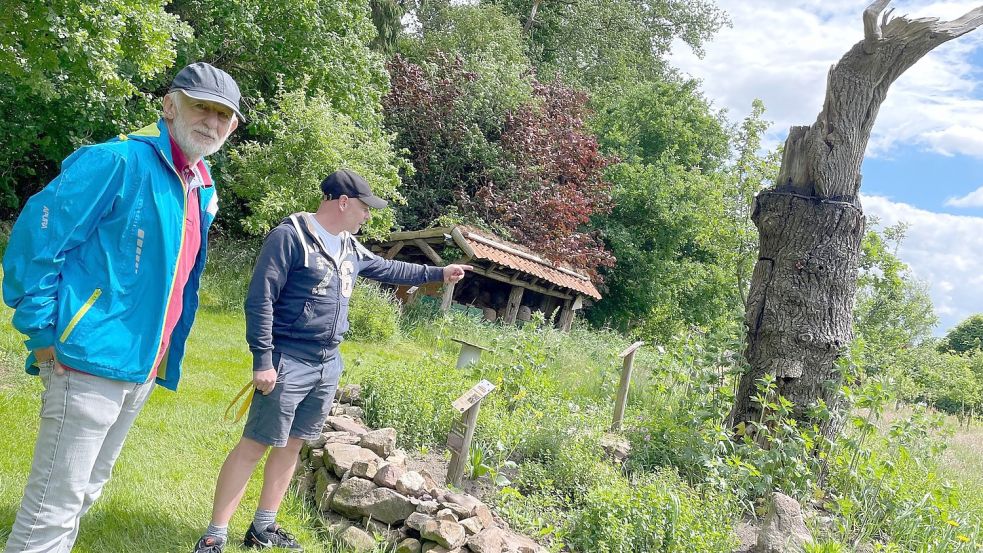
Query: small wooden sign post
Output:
[[611, 341, 644, 431], [446, 379, 496, 487]]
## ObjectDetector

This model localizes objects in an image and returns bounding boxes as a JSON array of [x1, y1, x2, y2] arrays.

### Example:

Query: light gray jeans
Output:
[[3, 365, 154, 553]]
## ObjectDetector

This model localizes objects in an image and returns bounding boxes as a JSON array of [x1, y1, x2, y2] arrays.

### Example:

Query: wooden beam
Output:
[[545, 298, 561, 323], [441, 281, 457, 313], [557, 298, 575, 331], [414, 239, 444, 264], [384, 242, 404, 260], [386, 227, 452, 242], [503, 285, 524, 325], [450, 226, 476, 260], [467, 265, 571, 300]]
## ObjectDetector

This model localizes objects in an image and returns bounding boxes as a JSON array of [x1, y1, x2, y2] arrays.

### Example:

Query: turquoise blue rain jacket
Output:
[[2, 119, 218, 391]]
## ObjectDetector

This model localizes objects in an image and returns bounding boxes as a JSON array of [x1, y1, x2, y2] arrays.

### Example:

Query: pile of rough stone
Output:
[[293, 384, 548, 553]]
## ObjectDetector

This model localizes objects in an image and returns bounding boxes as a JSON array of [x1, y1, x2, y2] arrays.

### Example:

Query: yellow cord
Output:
[[224, 382, 255, 423]]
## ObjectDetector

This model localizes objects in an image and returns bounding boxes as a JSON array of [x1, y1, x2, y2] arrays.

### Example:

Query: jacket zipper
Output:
[[301, 216, 345, 346], [59, 288, 103, 342]]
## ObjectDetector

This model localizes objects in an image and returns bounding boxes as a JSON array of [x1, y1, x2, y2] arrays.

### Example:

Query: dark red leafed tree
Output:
[[470, 81, 616, 277], [384, 55, 616, 278]]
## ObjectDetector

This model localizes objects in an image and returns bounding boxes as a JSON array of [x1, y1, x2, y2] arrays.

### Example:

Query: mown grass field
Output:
[[0, 304, 430, 553]]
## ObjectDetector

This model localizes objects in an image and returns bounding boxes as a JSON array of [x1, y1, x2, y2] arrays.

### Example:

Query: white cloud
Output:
[[863, 194, 983, 333], [668, 2, 983, 334], [944, 184, 983, 207], [670, 1, 983, 157]]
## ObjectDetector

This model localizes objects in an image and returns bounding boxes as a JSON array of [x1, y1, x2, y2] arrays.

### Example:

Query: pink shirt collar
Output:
[[168, 135, 214, 189]]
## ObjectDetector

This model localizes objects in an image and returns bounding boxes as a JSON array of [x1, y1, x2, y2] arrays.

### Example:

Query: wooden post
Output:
[[446, 404, 480, 487], [503, 285, 524, 324], [446, 380, 496, 487], [544, 297, 560, 324], [440, 281, 456, 312], [557, 298, 574, 331], [611, 341, 644, 431]]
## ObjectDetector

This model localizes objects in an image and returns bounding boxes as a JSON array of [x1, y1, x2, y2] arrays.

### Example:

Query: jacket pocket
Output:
[[59, 288, 102, 343], [291, 300, 316, 329]]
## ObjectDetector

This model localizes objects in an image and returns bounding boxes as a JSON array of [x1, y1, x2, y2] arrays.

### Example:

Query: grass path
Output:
[[0, 307, 407, 553], [941, 419, 983, 515]]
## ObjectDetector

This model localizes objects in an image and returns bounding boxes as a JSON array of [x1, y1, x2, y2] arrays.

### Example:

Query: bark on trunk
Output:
[[730, 1, 983, 430], [731, 190, 864, 424]]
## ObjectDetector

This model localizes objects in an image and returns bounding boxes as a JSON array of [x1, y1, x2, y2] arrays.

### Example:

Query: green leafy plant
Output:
[[566, 470, 737, 553], [347, 282, 402, 343], [465, 442, 518, 487]]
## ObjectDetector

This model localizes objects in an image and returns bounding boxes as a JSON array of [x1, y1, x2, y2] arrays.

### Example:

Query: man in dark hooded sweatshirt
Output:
[[193, 170, 471, 552]]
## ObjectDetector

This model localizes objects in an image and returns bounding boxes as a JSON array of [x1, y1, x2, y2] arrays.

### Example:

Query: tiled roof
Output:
[[453, 227, 601, 300]]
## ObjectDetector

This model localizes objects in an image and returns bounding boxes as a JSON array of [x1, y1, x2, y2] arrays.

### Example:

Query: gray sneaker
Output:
[[193, 536, 225, 553], [243, 523, 303, 551]]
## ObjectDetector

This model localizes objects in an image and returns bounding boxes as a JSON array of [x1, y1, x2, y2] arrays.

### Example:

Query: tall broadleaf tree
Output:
[[586, 79, 736, 339], [851, 222, 938, 383], [0, 0, 190, 213], [726, 100, 780, 308], [940, 314, 983, 355], [167, 0, 402, 235], [489, 0, 728, 89]]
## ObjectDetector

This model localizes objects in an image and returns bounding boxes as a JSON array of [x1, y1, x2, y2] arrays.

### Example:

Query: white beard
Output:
[[171, 110, 227, 161]]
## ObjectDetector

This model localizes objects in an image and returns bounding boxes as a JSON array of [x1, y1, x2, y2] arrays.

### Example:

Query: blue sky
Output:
[[670, 0, 983, 334], [863, 149, 983, 214]]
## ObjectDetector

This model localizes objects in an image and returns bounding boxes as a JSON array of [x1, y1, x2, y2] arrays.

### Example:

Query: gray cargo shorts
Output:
[[243, 351, 343, 447]]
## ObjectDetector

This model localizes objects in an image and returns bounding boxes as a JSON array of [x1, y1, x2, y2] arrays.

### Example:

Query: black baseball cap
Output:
[[320, 170, 388, 209], [168, 62, 245, 122]]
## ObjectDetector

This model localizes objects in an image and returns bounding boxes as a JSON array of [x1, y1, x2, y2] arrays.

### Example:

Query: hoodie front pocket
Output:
[[60, 288, 102, 343], [290, 300, 316, 329]]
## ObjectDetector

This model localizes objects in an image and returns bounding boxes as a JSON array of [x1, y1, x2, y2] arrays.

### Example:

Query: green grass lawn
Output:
[[0, 307, 379, 553]]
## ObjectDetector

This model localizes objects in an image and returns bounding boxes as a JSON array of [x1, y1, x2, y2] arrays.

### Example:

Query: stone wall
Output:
[[293, 385, 548, 553]]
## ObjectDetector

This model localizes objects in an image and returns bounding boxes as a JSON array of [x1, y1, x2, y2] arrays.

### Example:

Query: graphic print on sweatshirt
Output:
[[312, 256, 335, 297], [339, 260, 354, 297], [310, 255, 355, 298]]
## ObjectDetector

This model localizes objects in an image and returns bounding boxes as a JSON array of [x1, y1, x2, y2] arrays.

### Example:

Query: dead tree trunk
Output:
[[730, 1, 983, 431]]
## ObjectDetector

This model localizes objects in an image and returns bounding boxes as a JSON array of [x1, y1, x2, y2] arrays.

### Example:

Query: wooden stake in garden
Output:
[[612, 341, 644, 431], [446, 379, 496, 487], [730, 0, 983, 434]]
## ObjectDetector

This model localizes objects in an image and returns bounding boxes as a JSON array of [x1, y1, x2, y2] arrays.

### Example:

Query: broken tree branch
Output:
[[863, 0, 892, 53]]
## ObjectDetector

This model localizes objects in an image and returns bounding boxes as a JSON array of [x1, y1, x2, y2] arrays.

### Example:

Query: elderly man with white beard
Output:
[[1, 62, 242, 553]]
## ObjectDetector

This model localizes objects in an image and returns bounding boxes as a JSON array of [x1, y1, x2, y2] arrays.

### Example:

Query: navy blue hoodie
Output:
[[245, 213, 443, 370]]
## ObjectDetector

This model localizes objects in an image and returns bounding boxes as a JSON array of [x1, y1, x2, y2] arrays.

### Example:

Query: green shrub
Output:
[[360, 357, 470, 448], [515, 435, 617, 503], [491, 486, 570, 545], [1, 0, 189, 214], [227, 88, 409, 239], [566, 470, 737, 553], [198, 237, 261, 311], [624, 329, 739, 493], [347, 281, 402, 343], [821, 402, 983, 552]]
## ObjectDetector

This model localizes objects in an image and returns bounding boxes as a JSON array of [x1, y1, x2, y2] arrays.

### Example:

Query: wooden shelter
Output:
[[367, 225, 601, 330]]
